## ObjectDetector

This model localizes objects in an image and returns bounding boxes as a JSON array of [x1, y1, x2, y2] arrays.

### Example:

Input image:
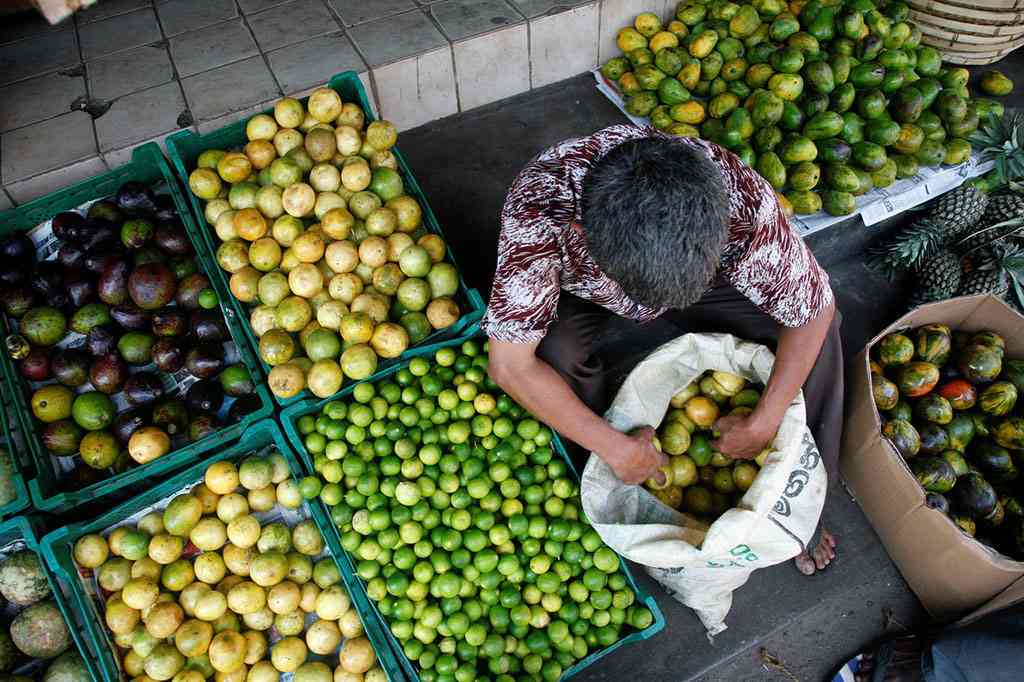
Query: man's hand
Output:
[[712, 413, 778, 459], [604, 426, 669, 485]]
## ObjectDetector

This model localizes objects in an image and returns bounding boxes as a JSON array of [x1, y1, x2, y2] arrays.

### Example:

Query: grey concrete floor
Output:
[[398, 74, 935, 681]]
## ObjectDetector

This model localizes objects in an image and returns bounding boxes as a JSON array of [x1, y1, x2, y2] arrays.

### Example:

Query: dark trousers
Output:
[[923, 602, 1024, 682], [536, 285, 844, 487]]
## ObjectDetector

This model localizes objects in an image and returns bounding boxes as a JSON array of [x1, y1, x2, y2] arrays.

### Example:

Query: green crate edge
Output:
[[39, 418, 407, 682], [0, 389, 32, 520], [278, 327, 666, 682], [164, 70, 486, 408], [0, 142, 274, 512], [0, 514, 105, 682]]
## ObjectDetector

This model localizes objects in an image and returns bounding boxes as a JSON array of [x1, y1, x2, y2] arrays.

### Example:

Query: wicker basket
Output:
[[911, 0, 1024, 63]]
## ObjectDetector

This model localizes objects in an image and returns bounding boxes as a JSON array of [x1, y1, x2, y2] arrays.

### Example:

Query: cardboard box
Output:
[[841, 294, 1024, 620]]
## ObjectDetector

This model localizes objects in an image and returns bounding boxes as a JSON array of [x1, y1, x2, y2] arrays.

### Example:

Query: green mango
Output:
[[708, 77, 729, 96], [890, 86, 924, 123], [788, 32, 821, 55], [852, 167, 874, 195], [780, 100, 806, 131], [870, 158, 898, 188], [892, 123, 925, 154], [721, 57, 748, 81], [689, 29, 720, 58], [906, 25, 923, 49], [744, 24, 771, 49], [785, 190, 823, 214], [865, 10, 892, 38], [832, 37, 856, 56], [701, 52, 725, 81], [716, 37, 745, 61], [840, 111, 866, 144], [858, 35, 884, 62], [708, 92, 740, 118], [748, 43, 777, 65], [804, 60, 835, 94], [807, 8, 836, 42], [625, 91, 660, 117], [701, 118, 725, 142], [768, 73, 804, 101], [693, 79, 711, 97], [711, 2, 740, 21], [778, 135, 818, 164], [753, 125, 784, 153], [735, 144, 756, 166], [803, 92, 831, 118], [751, 90, 785, 127], [635, 64, 666, 90], [677, 4, 707, 26], [850, 62, 886, 89], [799, 0, 823, 24], [788, 161, 821, 191], [654, 47, 686, 76], [821, 190, 857, 216], [891, 153, 919, 178], [726, 107, 755, 139], [746, 63, 774, 89], [838, 10, 865, 40], [866, 118, 901, 146], [974, 99, 1006, 121], [825, 162, 860, 191], [946, 106, 980, 138], [916, 110, 944, 139], [804, 111, 845, 140], [756, 151, 787, 190], [728, 5, 761, 38], [884, 22, 912, 49], [650, 105, 674, 131], [881, 68, 905, 94], [916, 47, 942, 77], [771, 46, 805, 74], [857, 89, 888, 120], [831, 54, 852, 85], [980, 70, 1014, 97], [903, 48, 918, 70], [944, 138, 972, 165], [727, 80, 752, 99], [942, 67, 970, 90], [914, 139, 947, 167], [818, 138, 852, 163], [658, 78, 691, 106], [770, 12, 801, 42], [934, 91, 968, 124], [879, 49, 909, 70], [886, 1, 911, 22], [852, 141, 888, 171], [830, 82, 856, 113], [601, 57, 631, 81], [753, 0, 786, 17]]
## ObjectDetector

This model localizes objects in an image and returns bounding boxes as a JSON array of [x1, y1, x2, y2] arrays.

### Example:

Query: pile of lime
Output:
[[71, 452, 386, 682], [296, 339, 654, 681]]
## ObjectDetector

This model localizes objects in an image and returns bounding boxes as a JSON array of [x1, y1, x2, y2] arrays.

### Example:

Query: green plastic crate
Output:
[[0, 143, 274, 513], [165, 70, 485, 407], [279, 327, 665, 681], [40, 418, 405, 682], [0, 515, 104, 682], [0, 387, 31, 520]]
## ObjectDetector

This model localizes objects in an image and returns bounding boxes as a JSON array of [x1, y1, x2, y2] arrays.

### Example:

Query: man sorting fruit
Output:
[[483, 124, 843, 574]]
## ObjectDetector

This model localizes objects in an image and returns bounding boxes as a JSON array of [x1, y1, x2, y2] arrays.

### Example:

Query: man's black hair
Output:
[[580, 137, 730, 310]]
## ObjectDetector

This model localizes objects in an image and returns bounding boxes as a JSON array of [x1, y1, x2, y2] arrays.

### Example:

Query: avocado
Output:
[[151, 309, 188, 338], [189, 310, 228, 343], [155, 221, 192, 256], [0, 551, 50, 606], [124, 372, 164, 407], [175, 273, 210, 310], [152, 339, 185, 374], [69, 304, 110, 336], [43, 650, 90, 682], [186, 343, 224, 379], [50, 349, 90, 388], [127, 263, 176, 310], [97, 259, 130, 306], [86, 200, 122, 226], [89, 354, 128, 395], [115, 181, 157, 215], [109, 303, 150, 331], [117, 331, 156, 365]]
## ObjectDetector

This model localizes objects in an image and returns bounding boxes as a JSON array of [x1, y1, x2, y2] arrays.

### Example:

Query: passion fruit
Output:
[[340, 344, 378, 380], [129, 426, 171, 463]]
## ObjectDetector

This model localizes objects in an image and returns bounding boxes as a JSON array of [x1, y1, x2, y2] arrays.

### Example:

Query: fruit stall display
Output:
[[282, 335, 663, 682], [168, 73, 483, 406], [41, 420, 400, 682], [872, 324, 1024, 558], [0, 516, 99, 682], [0, 144, 272, 513], [643, 370, 767, 517], [599, 0, 1017, 216], [0, 400, 31, 521]]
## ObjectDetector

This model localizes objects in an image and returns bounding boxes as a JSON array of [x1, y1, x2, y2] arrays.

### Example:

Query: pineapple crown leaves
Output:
[[971, 111, 1024, 190], [952, 216, 1024, 257], [865, 218, 948, 279]]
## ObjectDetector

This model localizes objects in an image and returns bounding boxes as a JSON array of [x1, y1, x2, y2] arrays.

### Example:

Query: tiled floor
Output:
[[0, 0, 623, 206]]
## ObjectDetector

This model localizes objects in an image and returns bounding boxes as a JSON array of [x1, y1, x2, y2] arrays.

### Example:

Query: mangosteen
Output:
[[85, 325, 118, 357], [227, 394, 262, 424], [154, 195, 178, 222], [188, 413, 220, 442], [52, 211, 87, 242], [1, 286, 34, 318], [175, 273, 210, 310], [0, 234, 35, 263], [80, 218, 118, 251], [154, 221, 192, 256], [115, 181, 157, 215], [19, 347, 50, 382], [128, 263, 176, 310], [133, 246, 167, 268], [58, 243, 86, 270], [89, 353, 128, 394], [124, 372, 164, 406], [112, 408, 148, 445], [190, 310, 228, 343], [186, 342, 224, 379], [0, 262, 27, 286], [30, 262, 64, 300], [66, 271, 96, 309], [152, 397, 188, 436], [926, 492, 950, 515], [152, 309, 187, 337], [86, 200, 123, 225], [152, 339, 185, 374], [51, 348, 90, 388], [185, 379, 223, 414], [41, 419, 84, 456], [110, 303, 150, 331], [84, 243, 125, 274], [98, 259, 130, 306]]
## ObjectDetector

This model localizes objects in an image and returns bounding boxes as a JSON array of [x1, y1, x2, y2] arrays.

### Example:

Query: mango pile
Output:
[[601, 0, 1016, 216]]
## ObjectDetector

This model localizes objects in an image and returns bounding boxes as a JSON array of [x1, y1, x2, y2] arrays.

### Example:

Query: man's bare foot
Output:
[[794, 527, 837, 575]]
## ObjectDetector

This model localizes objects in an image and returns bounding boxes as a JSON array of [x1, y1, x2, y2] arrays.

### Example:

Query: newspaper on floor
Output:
[[593, 69, 994, 237]]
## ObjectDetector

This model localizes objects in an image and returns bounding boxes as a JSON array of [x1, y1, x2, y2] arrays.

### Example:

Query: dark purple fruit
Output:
[[51, 348, 90, 388], [84, 243, 124, 274], [115, 181, 157, 215], [41, 419, 84, 456], [112, 408, 147, 445], [186, 343, 224, 379], [52, 211, 87, 242], [30, 262, 63, 299], [176, 273, 210, 310], [85, 325, 117, 356], [227, 393, 261, 423], [188, 414, 219, 442], [133, 246, 167, 268], [66, 463, 103, 489], [1, 286, 34, 317], [19, 347, 50, 382], [58, 243, 86, 270], [190, 310, 229, 343], [80, 219, 117, 251], [152, 339, 185, 373], [186, 379, 223, 413], [124, 372, 164, 406], [0, 263, 27, 286], [152, 309, 187, 337], [86, 200, 123, 225], [152, 397, 188, 436], [154, 195, 177, 222], [155, 221, 192, 256], [128, 263, 176, 310], [0, 234, 35, 263], [98, 259, 130, 306], [110, 303, 150, 330], [66, 272, 96, 309], [89, 353, 128, 394]]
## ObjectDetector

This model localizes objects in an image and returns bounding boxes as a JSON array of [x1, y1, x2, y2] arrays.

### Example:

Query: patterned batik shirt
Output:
[[480, 124, 834, 344]]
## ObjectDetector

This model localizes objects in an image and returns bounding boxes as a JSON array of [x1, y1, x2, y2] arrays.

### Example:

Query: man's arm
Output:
[[713, 300, 835, 458], [488, 339, 668, 484]]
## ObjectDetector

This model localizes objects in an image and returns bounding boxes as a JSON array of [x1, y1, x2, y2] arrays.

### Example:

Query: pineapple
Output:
[[927, 183, 990, 237], [957, 267, 1009, 298], [907, 250, 963, 307], [981, 192, 1024, 224]]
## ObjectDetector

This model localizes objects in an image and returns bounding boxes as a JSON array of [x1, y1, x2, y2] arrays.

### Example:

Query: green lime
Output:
[[198, 288, 218, 309]]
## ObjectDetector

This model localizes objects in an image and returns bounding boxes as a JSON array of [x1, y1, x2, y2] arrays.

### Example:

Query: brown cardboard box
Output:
[[841, 294, 1024, 620]]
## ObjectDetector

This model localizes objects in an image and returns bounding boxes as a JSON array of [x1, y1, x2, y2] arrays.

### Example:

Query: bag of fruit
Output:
[[581, 333, 827, 636]]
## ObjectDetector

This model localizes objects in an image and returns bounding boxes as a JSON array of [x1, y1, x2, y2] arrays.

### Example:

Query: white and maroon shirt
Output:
[[481, 124, 834, 344]]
